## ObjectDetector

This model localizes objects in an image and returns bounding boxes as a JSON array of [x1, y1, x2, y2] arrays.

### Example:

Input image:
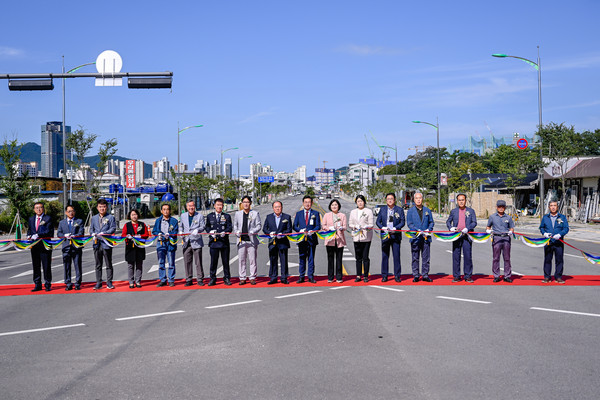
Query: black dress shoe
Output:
[[239, 280, 246, 285], [422, 277, 433, 282], [65, 285, 72, 291], [31, 287, 42, 292], [135, 283, 142, 288], [224, 279, 232, 286], [395, 277, 401, 283], [250, 279, 257, 285], [156, 281, 167, 287], [281, 279, 289, 284], [465, 278, 474, 283], [197, 280, 204, 287], [452, 277, 461, 283], [267, 280, 277, 285], [184, 281, 193, 287], [75, 285, 81, 290], [208, 279, 216, 286], [504, 277, 513, 283], [45, 287, 51, 292], [169, 282, 175, 287], [297, 277, 305, 284], [493, 277, 502, 282], [364, 277, 369, 282], [413, 277, 420, 282], [94, 283, 102, 290], [354, 277, 361, 282], [381, 276, 388, 282], [308, 278, 316, 283], [129, 284, 135, 289]]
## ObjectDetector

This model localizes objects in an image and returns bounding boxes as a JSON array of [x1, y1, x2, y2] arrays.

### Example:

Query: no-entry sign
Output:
[[516, 138, 528, 149]]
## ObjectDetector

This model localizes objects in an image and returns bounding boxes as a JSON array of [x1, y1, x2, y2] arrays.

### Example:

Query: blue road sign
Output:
[[257, 176, 274, 183], [516, 138, 528, 150]]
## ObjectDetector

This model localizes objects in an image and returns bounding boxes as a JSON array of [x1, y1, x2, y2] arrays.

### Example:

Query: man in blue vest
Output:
[[57, 205, 85, 290], [263, 200, 293, 284], [375, 193, 405, 282], [539, 200, 570, 284], [446, 193, 477, 282], [152, 203, 179, 287], [406, 192, 435, 282], [293, 195, 321, 283]]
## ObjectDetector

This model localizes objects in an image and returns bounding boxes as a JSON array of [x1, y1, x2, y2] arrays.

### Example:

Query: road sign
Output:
[[516, 138, 529, 150], [257, 176, 274, 183], [440, 173, 448, 186], [126, 160, 136, 189], [95, 50, 123, 87]]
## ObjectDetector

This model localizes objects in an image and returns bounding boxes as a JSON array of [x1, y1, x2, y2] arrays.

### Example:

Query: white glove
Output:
[[552, 234, 561, 240], [543, 232, 551, 238], [64, 233, 71, 239], [158, 233, 164, 238], [328, 226, 335, 231], [356, 225, 361, 230], [134, 235, 141, 239], [461, 228, 468, 234], [450, 227, 457, 232], [126, 234, 132, 239], [307, 231, 314, 236], [277, 234, 284, 239], [235, 231, 241, 237], [269, 232, 276, 238], [91, 232, 98, 238], [219, 232, 225, 238], [300, 228, 306, 233], [417, 230, 422, 234], [191, 229, 198, 235], [486, 229, 492, 234], [31, 234, 39, 240]]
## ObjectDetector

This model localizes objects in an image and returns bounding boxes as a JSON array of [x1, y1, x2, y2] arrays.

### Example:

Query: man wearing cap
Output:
[[486, 200, 515, 283], [539, 200, 570, 284], [446, 193, 477, 282]]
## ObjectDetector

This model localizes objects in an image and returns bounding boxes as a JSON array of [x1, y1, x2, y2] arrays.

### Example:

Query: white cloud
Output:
[[0, 46, 24, 58]]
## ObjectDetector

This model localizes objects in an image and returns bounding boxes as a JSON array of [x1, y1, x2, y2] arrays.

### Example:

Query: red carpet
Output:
[[2, 274, 600, 296]]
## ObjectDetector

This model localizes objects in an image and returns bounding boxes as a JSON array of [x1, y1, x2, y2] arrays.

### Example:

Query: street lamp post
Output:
[[237, 155, 253, 196], [177, 123, 204, 215], [380, 144, 399, 194], [492, 47, 544, 218], [220, 146, 239, 178], [412, 118, 441, 216]]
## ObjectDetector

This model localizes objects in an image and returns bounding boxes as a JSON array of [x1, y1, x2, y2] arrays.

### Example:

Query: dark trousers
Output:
[[183, 246, 204, 282], [62, 247, 82, 286], [326, 245, 344, 281], [452, 236, 473, 279], [353, 241, 371, 277], [31, 243, 52, 288], [492, 236, 511, 278], [209, 246, 231, 280], [381, 238, 401, 278], [298, 242, 316, 278], [543, 241, 564, 279], [94, 247, 113, 284], [127, 260, 143, 285], [411, 239, 431, 278], [268, 247, 288, 280]]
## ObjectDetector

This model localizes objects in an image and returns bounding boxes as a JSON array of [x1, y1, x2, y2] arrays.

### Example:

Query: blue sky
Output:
[[1, 0, 599, 175]]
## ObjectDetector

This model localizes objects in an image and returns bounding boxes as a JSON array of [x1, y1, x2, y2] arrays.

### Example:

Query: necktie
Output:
[[68, 219, 72, 232], [36, 217, 40, 230], [305, 211, 309, 225]]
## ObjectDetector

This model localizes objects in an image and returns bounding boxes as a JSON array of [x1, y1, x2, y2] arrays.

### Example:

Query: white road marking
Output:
[[370, 285, 405, 293], [275, 290, 322, 299], [205, 300, 262, 309], [148, 255, 183, 273], [436, 296, 491, 304], [530, 307, 600, 318], [0, 323, 86, 337], [329, 286, 351, 290], [115, 310, 185, 321], [565, 253, 584, 259]]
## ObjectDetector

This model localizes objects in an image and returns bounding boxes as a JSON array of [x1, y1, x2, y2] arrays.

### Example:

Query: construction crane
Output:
[[408, 144, 426, 155], [364, 134, 374, 159], [371, 134, 389, 163]]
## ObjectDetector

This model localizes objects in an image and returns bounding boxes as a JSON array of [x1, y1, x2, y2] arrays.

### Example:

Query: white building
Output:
[[348, 163, 378, 188], [153, 157, 170, 182], [294, 165, 307, 183], [224, 158, 232, 179], [13, 161, 38, 178]]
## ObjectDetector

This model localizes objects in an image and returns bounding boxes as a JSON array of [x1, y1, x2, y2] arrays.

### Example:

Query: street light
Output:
[[492, 47, 544, 219], [177, 123, 204, 215], [64, 60, 96, 205], [237, 155, 253, 195], [412, 118, 441, 216], [220, 146, 239, 178]]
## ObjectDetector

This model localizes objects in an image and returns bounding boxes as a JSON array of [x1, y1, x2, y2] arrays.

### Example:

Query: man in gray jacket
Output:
[[180, 199, 206, 286], [90, 199, 117, 290], [233, 196, 262, 285]]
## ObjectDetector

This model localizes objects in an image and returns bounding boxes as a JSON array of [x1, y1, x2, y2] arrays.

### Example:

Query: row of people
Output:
[[24, 192, 569, 292]]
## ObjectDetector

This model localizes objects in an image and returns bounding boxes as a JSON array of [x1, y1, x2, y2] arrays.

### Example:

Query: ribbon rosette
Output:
[[469, 232, 491, 243], [287, 232, 305, 242], [316, 230, 336, 240], [41, 238, 66, 250], [101, 235, 127, 247], [520, 235, 550, 248], [71, 236, 94, 248], [432, 232, 462, 242], [404, 231, 422, 240]]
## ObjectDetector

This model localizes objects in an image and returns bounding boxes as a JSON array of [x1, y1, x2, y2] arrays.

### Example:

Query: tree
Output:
[[579, 129, 600, 156], [0, 138, 36, 230], [539, 122, 579, 200]]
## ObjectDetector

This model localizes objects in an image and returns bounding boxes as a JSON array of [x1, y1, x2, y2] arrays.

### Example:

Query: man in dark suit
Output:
[[293, 195, 322, 283], [263, 200, 293, 284], [205, 198, 233, 286], [406, 192, 435, 282], [539, 200, 570, 284], [56, 205, 85, 290], [446, 193, 478, 282], [375, 193, 405, 282], [27, 202, 54, 292]]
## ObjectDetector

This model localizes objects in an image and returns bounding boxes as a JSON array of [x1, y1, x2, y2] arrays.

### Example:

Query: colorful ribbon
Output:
[[520, 235, 551, 248], [469, 232, 492, 243], [431, 232, 463, 242], [316, 230, 337, 240]]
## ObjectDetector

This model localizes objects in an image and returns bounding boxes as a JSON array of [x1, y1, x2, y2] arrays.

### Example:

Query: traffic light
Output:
[[8, 79, 54, 91], [127, 77, 172, 89]]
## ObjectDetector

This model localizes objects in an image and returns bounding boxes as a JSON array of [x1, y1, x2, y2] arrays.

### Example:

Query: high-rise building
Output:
[[41, 121, 71, 178], [14, 161, 38, 178], [153, 157, 170, 182], [208, 160, 220, 179], [224, 158, 232, 179], [194, 159, 205, 173], [294, 165, 307, 183], [315, 168, 335, 185]]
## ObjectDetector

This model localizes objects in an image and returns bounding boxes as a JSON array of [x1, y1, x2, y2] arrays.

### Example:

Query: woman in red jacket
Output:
[[122, 209, 150, 288]]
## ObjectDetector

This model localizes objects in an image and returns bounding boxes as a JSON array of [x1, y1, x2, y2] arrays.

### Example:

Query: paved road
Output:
[[1, 195, 599, 399]]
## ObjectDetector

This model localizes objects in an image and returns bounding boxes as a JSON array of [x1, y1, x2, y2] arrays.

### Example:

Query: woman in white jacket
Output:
[[348, 195, 374, 282]]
